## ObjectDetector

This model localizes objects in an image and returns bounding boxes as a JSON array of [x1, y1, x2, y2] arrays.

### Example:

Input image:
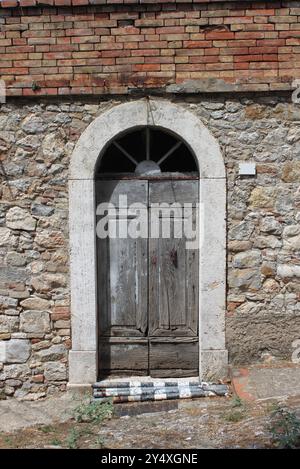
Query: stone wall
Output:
[[1, 94, 300, 398]]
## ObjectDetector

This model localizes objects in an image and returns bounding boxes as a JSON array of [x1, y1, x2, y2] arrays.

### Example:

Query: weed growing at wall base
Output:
[[269, 405, 300, 448], [73, 396, 113, 424]]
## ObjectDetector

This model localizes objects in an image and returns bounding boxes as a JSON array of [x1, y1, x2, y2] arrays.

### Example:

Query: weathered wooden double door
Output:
[[97, 178, 199, 378]]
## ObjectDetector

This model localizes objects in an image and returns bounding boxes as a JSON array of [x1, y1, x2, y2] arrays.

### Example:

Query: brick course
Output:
[[0, 1, 299, 96]]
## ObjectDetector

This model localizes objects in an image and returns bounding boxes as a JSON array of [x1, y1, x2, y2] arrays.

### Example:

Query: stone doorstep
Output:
[[93, 378, 229, 403], [113, 400, 179, 417]]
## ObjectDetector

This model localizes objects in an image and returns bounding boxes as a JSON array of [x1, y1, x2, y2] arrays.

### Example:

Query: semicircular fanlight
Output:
[[96, 126, 198, 176]]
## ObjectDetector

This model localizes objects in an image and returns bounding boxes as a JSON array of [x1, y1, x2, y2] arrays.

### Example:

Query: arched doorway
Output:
[[96, 127, 199, 378], [68, 99, 227, 386]]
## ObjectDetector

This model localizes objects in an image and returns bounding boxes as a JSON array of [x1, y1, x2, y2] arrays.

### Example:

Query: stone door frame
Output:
[[68, 99, 227, 386]]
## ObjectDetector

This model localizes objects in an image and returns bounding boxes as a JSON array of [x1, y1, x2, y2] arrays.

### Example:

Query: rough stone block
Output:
[[0, 339, 31, 364], [6, 207, 36, 231], [44, 362, 67, 381], [20, 311, 50, 335]]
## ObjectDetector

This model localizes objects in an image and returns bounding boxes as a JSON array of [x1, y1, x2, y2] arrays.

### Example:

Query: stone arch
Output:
[[70, 100, 225, 180], [68, 99, 227, 386]]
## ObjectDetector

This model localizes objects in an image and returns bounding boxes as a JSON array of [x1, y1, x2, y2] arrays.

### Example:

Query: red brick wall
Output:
[[0, 1, 299, 96]]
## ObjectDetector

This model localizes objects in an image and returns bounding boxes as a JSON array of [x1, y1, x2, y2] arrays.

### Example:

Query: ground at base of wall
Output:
[[1, 395, 300, 449], [1, 377, 300, 449]]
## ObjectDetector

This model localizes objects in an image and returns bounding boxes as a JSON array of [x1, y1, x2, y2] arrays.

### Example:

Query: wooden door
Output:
[[96, 180, 148, 376], [96, 178, 199, 378]]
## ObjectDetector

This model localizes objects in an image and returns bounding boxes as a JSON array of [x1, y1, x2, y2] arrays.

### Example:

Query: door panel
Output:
[[149, 338, 199, 378], [99, 230, 148, 336], [148, 181, 199, 338], [96, 179, 148, 206], [99, 338, 148, 376], [149, 180, 198, 205], [149, 231, 198, 337]]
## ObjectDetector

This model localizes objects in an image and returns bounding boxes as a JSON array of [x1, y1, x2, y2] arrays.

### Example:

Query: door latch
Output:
[[151, 255, 157, 266], [170, 248, 178, 268]]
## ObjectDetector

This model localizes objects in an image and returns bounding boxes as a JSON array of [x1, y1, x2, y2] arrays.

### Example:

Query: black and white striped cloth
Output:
[[93, 379, 228, 402]]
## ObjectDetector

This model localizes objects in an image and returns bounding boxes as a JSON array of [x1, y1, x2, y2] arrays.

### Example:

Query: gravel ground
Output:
[[1, 393, 300, 449]]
